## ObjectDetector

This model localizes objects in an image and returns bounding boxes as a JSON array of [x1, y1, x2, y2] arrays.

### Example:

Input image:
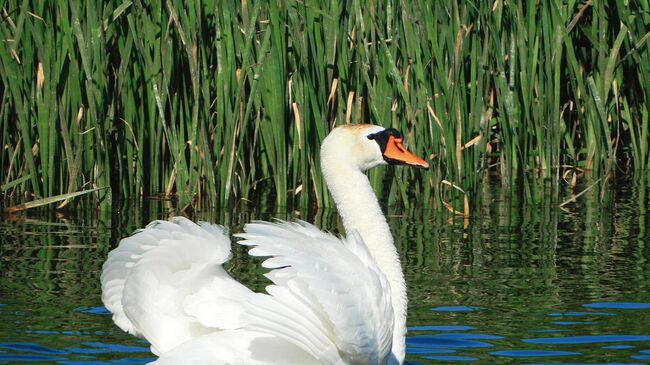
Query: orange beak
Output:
[[383, 136, 429, 169]]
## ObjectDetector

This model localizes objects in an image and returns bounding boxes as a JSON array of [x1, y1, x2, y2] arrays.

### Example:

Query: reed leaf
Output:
[[1, 0, 649, 211]]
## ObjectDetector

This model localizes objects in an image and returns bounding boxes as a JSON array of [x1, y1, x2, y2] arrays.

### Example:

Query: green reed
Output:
[[1, 0, 649, 210]]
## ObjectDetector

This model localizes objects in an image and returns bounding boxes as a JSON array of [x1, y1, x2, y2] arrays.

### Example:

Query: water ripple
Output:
[[407, 333, 498, 348], [408, 325, 476, 331], [522, 335, 650, 345], [430, 305, 482, 312], [0, 354, 67, 362], [0, 342, 66, 354], [74, 306, 111, 315], [490, 349, 580, 357], [583, 302, 650, 310], [65, 342, 150, 354], [422, 354, 478, 361], [406, 348, 456, 355], [526, 363, 644, 365], [0, 341, 151, 364], [602, 345, 635, 349], [547, 311, 615, 317]]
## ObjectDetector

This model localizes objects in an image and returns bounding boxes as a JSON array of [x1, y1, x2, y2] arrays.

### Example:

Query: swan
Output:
[[101, 124, 429, 364]]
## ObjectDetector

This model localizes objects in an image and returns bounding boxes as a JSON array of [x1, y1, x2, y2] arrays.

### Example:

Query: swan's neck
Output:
[[323, 162, 406, 363]]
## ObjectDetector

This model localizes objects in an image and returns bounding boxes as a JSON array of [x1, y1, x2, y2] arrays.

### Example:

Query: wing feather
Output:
[[101, 217, 251, 354], [151, 330, 321, 365], [103, 218, 394, 364], [236, 220, 394, 365]]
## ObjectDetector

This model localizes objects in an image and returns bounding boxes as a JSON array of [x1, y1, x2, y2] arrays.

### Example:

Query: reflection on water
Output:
[[1, 177, 650, 364]]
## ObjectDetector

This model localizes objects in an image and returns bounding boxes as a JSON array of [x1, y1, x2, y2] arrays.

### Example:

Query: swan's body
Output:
[[101, 124, 428, 364]]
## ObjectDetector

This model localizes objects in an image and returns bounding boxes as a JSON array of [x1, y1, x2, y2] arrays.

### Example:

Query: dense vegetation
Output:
[[1, 1, 649, 211]]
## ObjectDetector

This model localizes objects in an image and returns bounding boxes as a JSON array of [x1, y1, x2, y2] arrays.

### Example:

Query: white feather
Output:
[[100, 217, 250, 354], [151, 330, 320, 365], [237, 220, 394, 364]]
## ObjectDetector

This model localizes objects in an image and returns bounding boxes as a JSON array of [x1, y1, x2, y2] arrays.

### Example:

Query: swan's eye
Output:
[[367, 128, 402, 152]]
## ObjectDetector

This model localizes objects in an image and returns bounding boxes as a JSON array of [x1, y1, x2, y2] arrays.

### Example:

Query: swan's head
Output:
[[321, 124, 429, 172]]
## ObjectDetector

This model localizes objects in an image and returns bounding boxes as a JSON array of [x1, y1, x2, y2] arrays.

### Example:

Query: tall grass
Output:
[[1, 0, 649, 210]]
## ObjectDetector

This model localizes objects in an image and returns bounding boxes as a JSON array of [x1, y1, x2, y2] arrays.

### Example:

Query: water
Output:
[[1, 178, 650, 364]]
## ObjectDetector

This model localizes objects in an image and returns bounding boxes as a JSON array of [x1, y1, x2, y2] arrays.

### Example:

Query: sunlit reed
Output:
[[1, 1, 648, 210]]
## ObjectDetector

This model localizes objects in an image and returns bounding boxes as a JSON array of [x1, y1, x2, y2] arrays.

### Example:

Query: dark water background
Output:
[[2, 177, 650, 364]]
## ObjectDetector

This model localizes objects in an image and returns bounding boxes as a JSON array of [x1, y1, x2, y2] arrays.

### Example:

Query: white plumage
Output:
[[101, 124, 428, 364], [102, 218, 394, 364]]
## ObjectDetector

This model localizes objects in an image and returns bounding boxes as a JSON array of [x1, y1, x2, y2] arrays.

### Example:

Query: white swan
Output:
[[101, 124, 428, 364]]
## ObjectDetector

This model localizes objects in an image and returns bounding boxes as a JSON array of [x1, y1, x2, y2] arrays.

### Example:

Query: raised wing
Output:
[[236, 220, 394, 365], [100, 217, 251, 354]]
